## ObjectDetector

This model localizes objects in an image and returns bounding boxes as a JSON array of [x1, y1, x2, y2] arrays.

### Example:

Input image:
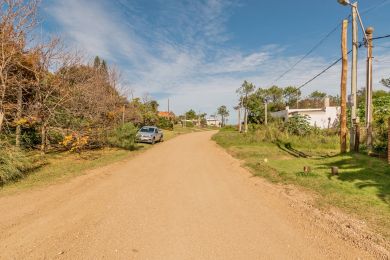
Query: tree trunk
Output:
[[244, 108, 248, 133], [15, 86, 23, 148], [0, 80, 6, 133], [41, 123, 48, 153], [238, 107, 241, 132], [0, 110, 3, 133]]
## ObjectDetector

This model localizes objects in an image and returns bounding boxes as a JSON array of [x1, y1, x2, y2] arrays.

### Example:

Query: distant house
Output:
[[158, 111, 175, 119], [270, 98, 340, 129], [206, 116, 222, 127]]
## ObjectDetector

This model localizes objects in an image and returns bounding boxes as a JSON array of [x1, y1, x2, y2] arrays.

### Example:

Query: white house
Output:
[[270, 98, 340, 129], [206, 116, 222, 127]]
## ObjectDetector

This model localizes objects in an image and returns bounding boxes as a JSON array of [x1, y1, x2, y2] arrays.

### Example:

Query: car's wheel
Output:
[[151, 138, 155, 145], [160, 135, 164, 142]]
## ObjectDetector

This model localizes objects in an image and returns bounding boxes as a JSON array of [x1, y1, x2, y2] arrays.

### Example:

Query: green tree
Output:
[[266, 85, 284, 105], [236, 80, 255, 132], [246, 88, 267, 124], [185, 109, 197, 120], [93, 56, 101, 69], [217, 105, 229, 127], [381, 77, 390, 88], [285, 114, 312, 136], [283, 86, 301, 108], [309, 91, 327, 100]]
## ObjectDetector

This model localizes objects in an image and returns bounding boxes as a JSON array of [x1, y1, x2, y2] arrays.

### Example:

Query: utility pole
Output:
[[237, 106, 241, 132], [243, 95, 248, 133], [366, 27, 374, 151], [340, 19, 348, 153], [264, 101, 268, 125], [350, 2, 358, 151]]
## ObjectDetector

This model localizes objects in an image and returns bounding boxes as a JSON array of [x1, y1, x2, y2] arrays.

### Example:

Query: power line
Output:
[[285, 34, 390, 97], [269, 1, 390, 88], [372, 34, 390, 41], [284, 42, 364, 98], [269, 22, 342, 86], [360, 0, 390, 15]]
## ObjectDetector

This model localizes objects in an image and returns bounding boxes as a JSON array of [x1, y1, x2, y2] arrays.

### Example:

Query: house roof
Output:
[[158, 111, 175, 117]]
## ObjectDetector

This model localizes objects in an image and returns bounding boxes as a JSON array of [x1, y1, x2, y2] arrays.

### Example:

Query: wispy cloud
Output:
[[43, 0, 390, 118]]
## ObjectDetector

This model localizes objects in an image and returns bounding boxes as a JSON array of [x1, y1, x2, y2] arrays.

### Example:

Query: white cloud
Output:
[[43, 0, 390, 121]]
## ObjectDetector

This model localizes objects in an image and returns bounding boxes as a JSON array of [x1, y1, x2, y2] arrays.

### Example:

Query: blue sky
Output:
[[40, 0, 390, 120]]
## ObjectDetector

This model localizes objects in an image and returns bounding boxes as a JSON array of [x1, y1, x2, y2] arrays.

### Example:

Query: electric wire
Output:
[[269, 0, 389, 88], [284, 33, 389, 98], [268, 22, 343, 87], [372, 34, 390, 40], [283, 42, 364, 98], [269, 23, 342, 86]]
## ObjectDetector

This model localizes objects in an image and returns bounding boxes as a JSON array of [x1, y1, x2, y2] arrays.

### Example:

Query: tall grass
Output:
[[0, 142, 44, 185]]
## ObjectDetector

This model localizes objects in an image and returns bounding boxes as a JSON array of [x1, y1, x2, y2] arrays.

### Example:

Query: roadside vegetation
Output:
[[214, 79, 390, 239], [213, 125, 390, 239], [0, 0, 187, 187], [0, 124, 204, 194]]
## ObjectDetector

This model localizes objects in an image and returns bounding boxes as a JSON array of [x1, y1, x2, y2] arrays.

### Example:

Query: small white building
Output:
[[206, 116, 222, 127], [270, 98, 340, 129]]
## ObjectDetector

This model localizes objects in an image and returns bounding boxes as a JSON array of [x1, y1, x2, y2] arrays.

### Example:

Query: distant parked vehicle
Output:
[[136, 126, 163, 144]]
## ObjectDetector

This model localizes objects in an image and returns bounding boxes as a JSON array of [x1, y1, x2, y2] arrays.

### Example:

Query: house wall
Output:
[[271, 107, 340, 129], [206, 119, 221, 127], [297, 107, 340, 129]]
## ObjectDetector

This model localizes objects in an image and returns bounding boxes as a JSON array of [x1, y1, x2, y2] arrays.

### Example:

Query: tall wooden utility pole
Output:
[[365, 27, 374, 152], [340, 19, 348, 153], [243, 95, 248, 133], [264, 101, 268, 125], [237, 106, 241, 132], [350, 2, 358, 151]]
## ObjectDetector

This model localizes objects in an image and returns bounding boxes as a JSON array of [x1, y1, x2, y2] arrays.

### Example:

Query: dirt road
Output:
[[0, 131, 373, 259]]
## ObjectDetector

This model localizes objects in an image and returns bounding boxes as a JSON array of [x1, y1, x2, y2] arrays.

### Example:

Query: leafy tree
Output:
[[217, 105, 229, 127], [93, 56, 101, 69], [157, 117, 174, 130], [108, 123, 137, 150], [246, 88, 267, 124], [266, 85, 284, 105], [381, 77, 390, 88], [309, 91, 327, 100], [285, 114, 312, 136], [185, 109, 197, 120], [236, 80, 255, 132], [283, 86, 301, 108]]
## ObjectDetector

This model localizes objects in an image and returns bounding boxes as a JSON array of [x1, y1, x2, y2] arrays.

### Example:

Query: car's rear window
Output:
[[140, 127, 155, 133]]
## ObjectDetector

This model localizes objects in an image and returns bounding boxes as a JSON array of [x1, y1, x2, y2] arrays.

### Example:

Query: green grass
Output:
[[213, 129, 390, 239], [0, 127, 198, 195]]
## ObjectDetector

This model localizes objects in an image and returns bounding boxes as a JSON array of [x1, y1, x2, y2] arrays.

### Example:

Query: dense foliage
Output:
[[285, 115, 312, 136], [235, 80, 390, 155], [108, 123, 138, 150], [0, 0, 170, 183]]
